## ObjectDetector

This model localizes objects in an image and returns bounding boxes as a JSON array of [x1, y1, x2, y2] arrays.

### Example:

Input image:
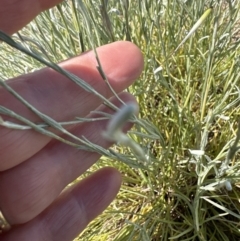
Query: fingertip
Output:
[[70, 41, 144, 92], [99, 41, 144, 86], [104, 41, 144, 82], [101, 166, 122, 194], [79, 167, 122, 220]]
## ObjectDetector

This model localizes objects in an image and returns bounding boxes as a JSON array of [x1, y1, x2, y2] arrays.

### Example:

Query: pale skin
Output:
[[0, 1, 144, 240]]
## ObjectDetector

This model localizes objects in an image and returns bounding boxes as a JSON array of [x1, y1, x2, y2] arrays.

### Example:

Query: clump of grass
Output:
[[1, 0, 240, 240]]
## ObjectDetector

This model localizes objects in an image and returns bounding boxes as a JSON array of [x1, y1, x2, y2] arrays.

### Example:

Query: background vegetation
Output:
[[1, 0, 240, 240]]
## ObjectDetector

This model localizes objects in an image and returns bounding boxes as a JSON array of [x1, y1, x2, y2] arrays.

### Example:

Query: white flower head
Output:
[[103, 102, 138, 142], [102, 102, 147, 162]]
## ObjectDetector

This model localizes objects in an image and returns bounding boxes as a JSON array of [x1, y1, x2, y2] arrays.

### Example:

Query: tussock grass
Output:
[[1, 0, 240, 240]]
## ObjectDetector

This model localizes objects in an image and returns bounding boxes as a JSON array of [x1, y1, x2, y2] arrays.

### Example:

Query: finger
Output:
[[0, 41, 143, 170], [0, 0, 64, 35], [1, 167, 121, 241], [0, 92, 136, 224]]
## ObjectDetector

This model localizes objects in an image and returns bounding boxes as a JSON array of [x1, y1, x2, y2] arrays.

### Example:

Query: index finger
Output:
[[0, 41, 144, 171]]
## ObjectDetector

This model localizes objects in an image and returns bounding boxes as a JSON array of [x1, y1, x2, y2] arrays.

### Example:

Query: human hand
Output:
[[0, 1, 143, 240]]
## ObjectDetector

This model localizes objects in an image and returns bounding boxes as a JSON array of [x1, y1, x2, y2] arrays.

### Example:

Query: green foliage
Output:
[[1, 0, 240, 240]]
